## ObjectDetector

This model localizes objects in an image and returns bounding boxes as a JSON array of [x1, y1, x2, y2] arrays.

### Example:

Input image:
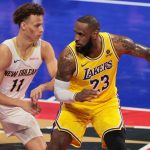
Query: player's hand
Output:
[[75, 89, 100, 102], [30, 84, 45, 104], [31, 103, 41, 114], [21, 100, 41, 115]]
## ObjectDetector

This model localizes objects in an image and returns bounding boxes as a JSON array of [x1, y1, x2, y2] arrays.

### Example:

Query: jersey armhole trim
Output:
[[108, 33, 119, 61], [67, 46, 78, 77]]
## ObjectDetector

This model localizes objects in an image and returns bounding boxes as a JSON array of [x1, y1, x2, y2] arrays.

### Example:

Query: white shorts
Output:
[[0, 105, 43, 145]]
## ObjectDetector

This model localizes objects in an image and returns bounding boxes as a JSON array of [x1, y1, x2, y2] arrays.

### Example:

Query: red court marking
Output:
[[35, 101, 60, 120], [122, 108, 150, 127], [36, 101, 150, 127]]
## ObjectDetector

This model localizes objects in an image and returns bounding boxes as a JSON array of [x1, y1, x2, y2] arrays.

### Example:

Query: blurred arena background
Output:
[[0, 0, 150, 109], [0, 0, 150, 149]]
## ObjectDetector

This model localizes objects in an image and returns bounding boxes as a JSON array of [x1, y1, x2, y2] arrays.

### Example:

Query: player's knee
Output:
[[104, 128, 127, 150], [50, 130, 72, 147]]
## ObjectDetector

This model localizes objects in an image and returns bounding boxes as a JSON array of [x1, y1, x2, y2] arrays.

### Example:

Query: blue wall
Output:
[[0, 0, 150, 108]]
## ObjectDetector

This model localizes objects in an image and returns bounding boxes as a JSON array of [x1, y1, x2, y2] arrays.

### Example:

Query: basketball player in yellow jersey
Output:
[[47, 16, 150, 150]]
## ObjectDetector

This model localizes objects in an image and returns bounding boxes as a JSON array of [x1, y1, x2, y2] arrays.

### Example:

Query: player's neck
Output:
[[15, 35, 36, 60], [16, 35, 35, 50], [88, 37, 102, 58]]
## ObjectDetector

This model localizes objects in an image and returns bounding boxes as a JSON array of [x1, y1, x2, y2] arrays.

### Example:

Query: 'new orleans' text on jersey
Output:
[[5, 69, 37, 77]]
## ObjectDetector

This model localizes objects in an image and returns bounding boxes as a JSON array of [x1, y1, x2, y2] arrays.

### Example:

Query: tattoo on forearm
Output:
[[122, 40, 135, 51], [131, 44, 150, 61]]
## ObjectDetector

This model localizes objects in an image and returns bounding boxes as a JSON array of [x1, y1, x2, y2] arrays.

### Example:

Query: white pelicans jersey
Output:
[[0, 37, 42, 99]]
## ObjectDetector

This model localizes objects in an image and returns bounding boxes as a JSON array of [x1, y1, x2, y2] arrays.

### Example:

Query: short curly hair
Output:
[[13, 3, 44, 26], [77, 15, 100, 31]]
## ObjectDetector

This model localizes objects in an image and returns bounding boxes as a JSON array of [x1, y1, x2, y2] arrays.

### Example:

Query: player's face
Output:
[[22, 15, 44, 42], [74, 21, 93, 56]]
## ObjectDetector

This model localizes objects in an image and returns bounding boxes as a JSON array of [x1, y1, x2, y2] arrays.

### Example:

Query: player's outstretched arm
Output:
[[111, 34, 150, 61]]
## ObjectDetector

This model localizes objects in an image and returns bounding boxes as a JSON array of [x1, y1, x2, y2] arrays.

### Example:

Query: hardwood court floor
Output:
[[0, 120, 150, 150], [0, 101, 150, 150]]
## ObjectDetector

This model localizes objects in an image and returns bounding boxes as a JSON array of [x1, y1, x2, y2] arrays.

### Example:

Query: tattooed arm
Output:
[[54, 47, 77, 103], [111, 34, 150, 62], [54, 47, 100, 102], [56, 47, 76, 81]]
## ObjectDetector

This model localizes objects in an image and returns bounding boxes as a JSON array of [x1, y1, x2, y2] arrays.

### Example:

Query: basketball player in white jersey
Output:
[[0, 3, 57, 150]]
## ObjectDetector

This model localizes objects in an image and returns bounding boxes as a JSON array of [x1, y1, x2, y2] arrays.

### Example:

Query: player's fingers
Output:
[[35, 90, 42, 100], [88, 90, 100, 96], [31, 110, 37, 116], [30, 91, 37, 101], [38, 91, 42, 99], [31, 91, 40, 102], [31, 97, 37, 104], [84, 92, 100, 101]]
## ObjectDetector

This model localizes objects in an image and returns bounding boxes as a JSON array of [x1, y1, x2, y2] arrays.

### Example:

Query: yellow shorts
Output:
[[54, 97, 125, 148]]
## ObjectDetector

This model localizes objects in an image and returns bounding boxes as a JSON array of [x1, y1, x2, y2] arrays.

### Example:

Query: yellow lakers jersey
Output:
[[67, 32, 119, 104]]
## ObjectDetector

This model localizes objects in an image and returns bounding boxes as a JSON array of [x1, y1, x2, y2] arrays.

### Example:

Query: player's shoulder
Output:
[[40, 39, 54, 51], [59, 46, 74, 64], [41, 39, 52, 46], [0, 42, 12, 55], [0, 43, 12, 68]]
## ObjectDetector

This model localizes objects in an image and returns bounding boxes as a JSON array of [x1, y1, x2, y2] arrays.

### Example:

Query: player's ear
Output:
[[92, 30, 99, 40], [20, 21, 26, 31]]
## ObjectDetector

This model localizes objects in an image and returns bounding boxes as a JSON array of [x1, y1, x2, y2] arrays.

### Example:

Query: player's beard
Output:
[[76, 38, 93, 57]]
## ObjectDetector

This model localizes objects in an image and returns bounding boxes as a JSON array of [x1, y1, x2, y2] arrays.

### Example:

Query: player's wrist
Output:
[[39, 84, 46, 91], [74, 93, 79, 101], [14, 98, 23, 107]]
